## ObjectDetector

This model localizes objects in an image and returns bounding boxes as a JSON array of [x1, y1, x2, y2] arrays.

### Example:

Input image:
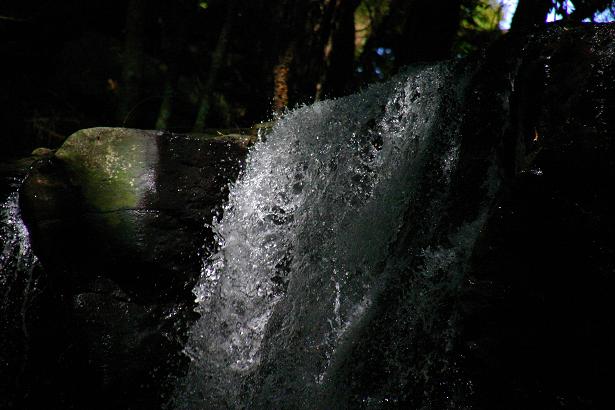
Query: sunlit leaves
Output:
[[455, 0, 504, 56], [354, 0, 391, 58]]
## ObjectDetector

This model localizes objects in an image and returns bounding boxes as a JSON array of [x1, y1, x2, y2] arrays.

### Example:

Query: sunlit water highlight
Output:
[[175, 61, 488, 409], [1, 178, 38, 306], [1, 177, 40, 379]]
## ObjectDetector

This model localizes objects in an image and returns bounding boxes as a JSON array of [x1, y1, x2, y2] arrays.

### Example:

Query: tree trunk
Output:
[[193, 0, 236, 133], [357, 0, 463, 84], [395, 0, 462, 65], [155, 1, 190, 131], [273, 46, 293, 115], [155, 78, 174, 130], [268, 0, 339, 109], [118, 0, 146, 127], [510, 0, 553, 32], [320, 0, 361, 99]]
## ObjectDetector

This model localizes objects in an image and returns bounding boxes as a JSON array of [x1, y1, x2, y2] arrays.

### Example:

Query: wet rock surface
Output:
[[21, 127, 254, 299], [13, 127, 253, 409], [459, 24, 615, 409]]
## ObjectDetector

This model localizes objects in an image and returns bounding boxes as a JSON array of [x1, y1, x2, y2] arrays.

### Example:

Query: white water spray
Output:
[[175, 62, 482, 409]]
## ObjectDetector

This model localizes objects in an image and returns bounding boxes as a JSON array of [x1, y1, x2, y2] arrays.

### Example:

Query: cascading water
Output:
[[1, 177, 39, 322], [175, 60, 497, 409], [0, 176, 40, 395]]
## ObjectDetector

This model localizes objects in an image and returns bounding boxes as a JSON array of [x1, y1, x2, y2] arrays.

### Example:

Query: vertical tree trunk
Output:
[[395, 0, 462, 65], [356, 0, 398, 84], [118, 0, 146, 127], [192, 1, 236, 133], [510, 0, 553, 32], [357, 0, 462, 85], [320, 0, 361, 99], [267, 0, 339, 109], [273, 46, 293, 115], [155, 77, 174, 130], [155, 2, 189, 131]]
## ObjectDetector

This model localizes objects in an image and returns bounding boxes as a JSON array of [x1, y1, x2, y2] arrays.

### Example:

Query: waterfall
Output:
[[1, 177, 39, 317], [175, 60, 497, 409], [1, 177, 40, 393]]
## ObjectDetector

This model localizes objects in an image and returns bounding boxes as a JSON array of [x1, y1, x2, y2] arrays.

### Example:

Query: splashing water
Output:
[[1, 177, 40, 388], [175, 61, 489, 409], [1, 178, 38, 310]]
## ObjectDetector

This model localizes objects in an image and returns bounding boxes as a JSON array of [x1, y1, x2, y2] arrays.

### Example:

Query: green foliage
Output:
[[354, 0, 391, 58], [465, 0, 503, 30], [455, 0, 504, 56]]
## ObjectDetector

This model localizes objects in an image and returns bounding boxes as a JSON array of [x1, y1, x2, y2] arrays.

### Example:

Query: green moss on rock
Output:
[[55, 127, 159, 213]]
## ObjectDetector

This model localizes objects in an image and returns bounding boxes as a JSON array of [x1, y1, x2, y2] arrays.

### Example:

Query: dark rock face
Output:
[[458, 24, 615, 409], [17, 128, 253, 409], [22, 128, 253, 299]]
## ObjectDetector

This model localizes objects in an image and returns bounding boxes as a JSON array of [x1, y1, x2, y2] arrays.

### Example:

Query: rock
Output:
[[31, 147, 55, 157], [21, 127, 253, 300], [18, 127, 254, 409], [65, 277, 193, 410], [0, 156, 39, 199], [456, 24, 615, 409]]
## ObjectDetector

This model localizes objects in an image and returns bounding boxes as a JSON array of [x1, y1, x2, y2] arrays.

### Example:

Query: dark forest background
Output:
[[1, 0, 614, 159]]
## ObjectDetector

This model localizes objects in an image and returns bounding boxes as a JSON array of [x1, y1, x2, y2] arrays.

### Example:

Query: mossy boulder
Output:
[[21, 127, 254, 299], [18, 127, 255, 409], [54, 127, 158, 214]]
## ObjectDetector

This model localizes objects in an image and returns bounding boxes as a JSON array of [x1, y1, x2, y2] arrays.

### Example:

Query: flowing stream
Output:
[[175, 60, 500, 409]]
